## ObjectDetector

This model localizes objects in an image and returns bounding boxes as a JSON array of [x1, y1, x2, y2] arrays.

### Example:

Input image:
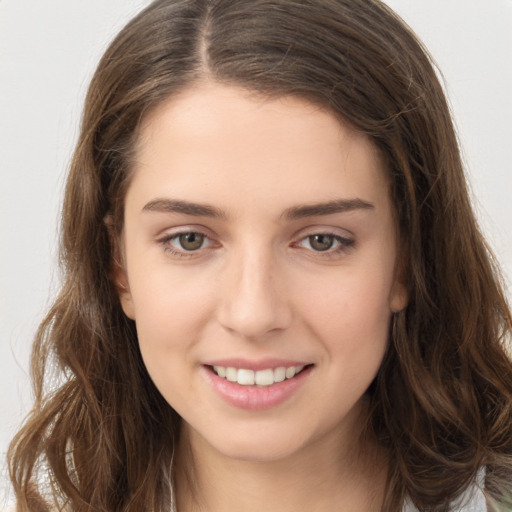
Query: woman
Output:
[[8, 0, 512, 510]]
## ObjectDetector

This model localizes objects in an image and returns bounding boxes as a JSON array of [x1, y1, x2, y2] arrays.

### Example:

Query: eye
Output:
[[158, 230, 215, 257], [176, 232, 206, 251], [307, 234, 336, 252], [296, 232, 354, 254]]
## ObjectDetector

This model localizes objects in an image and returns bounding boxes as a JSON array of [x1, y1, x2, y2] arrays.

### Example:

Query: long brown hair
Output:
[[8, 1, 512, 510]]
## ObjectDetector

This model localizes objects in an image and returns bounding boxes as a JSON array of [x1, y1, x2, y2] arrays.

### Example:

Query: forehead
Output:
[[128, 83, 390, 217]]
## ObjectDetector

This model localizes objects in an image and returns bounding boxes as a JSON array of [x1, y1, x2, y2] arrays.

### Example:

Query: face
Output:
[[116, 83, 407, 463]]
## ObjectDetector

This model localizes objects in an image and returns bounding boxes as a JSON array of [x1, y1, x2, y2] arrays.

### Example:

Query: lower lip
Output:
[[203, 365, 312, 411]]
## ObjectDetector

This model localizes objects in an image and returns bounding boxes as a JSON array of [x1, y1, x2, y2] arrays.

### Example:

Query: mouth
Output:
[[208, 364, 311, 387], [203, 362, 313, 410]]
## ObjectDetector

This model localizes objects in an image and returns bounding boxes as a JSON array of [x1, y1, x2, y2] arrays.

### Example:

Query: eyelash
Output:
[[158, 231, 214, 258], [157, 230, 355, 259], [294, 233, 355, 257]]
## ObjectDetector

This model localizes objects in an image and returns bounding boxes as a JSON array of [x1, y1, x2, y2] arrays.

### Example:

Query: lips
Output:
[[202, 360, 313, 410]]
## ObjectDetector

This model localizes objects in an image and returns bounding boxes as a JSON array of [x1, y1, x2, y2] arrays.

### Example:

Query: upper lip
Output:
[[203, 358, 311, 371]]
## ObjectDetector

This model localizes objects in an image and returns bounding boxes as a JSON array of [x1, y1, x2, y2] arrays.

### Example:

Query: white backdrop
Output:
[[1, 0, 511, 507]]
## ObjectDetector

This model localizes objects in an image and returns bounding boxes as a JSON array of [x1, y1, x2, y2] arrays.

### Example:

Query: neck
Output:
[[174, 405, 388, 512]]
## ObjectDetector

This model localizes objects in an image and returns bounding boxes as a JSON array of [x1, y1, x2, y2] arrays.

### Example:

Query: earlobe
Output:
[[105, 216, 136, 320]]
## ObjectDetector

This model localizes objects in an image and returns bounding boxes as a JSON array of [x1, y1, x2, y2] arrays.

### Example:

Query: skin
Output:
[[115, 83, 408, 511]]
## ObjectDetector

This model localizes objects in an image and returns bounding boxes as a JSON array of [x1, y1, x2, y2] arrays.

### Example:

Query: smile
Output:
[[204, 362, 313, 410], [212, 365, 306, 386]]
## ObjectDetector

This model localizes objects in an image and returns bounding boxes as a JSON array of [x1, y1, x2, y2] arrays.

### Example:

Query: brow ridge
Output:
[[282, 198, 374, 219], [142, 198, 226, 218], [142, 197, 374, 220]]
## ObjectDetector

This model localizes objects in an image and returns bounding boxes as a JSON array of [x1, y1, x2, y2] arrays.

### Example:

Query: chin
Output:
[[217, 437, 308, 463], [187, 418, 314, 463], [212, 419, 353, 464]]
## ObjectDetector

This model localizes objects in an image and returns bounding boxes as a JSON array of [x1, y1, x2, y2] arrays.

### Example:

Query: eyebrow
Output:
[[142, 198, 227, 218], [282, 198, 374, 219], [141, 197, 374, 220]]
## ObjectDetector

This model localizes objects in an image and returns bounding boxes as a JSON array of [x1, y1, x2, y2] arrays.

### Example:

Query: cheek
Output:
[[127, 265, 217, 372], [129, 257, 215, 322], [299, 266, 394, 337], [129, 276, 210, 409], [316, 273, 392, 395], [294, 262, 394, 392]]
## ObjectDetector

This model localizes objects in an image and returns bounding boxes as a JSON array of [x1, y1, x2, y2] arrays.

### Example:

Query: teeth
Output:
[[214, 365, 226, 378], [212, 365, 306, 386], [226, 367, 237, 382], [255, 368, 274, 386], [285, 366, 296, 379], [237, 368, 255, 385], [274, 367, 286, 383]]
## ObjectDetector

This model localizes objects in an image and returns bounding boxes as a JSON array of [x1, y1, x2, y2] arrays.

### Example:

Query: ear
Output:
[[389, 279, 408, 313], [112, 259, 136, 320], [389, 254, 409, 313], [105, 216, 136, 320]]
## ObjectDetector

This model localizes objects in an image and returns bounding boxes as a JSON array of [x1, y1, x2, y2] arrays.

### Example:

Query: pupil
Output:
[[310, 234, 334, 251], [179, 233, 204, 251]]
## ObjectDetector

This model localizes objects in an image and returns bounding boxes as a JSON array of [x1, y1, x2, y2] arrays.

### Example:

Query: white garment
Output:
[[168, 482, 487, 512], [4, 472, 487, 512], [167, 474, 488, 512]]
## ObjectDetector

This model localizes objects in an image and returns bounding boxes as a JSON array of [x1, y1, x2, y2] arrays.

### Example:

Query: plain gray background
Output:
[[1, 0, 511, 507]]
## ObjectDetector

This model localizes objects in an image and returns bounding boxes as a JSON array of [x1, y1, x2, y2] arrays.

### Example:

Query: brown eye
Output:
[[308, 234, 335, 251], [178, 232, 205, 251]]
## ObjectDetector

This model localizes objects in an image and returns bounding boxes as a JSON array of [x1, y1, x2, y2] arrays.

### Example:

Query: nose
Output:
[[216, 245, 293, 340]]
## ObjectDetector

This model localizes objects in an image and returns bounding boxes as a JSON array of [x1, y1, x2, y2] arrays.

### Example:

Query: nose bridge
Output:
[[218, 240, 291, 339]]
